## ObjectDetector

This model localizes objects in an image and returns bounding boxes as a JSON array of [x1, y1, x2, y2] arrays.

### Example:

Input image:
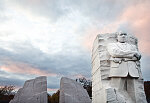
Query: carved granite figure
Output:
[[107, 33, 141, 77], [107, 32, 143, 102], [92, 32, 147, 103]]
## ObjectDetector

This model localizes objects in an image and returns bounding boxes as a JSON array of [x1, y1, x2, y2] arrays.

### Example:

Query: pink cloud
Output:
[[47, 88, 58, 92], [73, 74, 85, 78], [0, 60, 57, 77], [81, 28, 99, 51], [81, 23, 120, 52], [82, 1, 150, 56], [120, 1, 150, 55]]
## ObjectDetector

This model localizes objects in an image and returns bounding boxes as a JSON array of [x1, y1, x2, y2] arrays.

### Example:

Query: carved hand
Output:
[[133, 52, 141, 60], [113, 58, 122, 63]]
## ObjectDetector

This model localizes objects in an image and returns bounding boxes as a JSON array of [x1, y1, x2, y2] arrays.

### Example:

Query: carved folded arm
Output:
[[107, 44, 140, 59], [109, 48, 135, 58]]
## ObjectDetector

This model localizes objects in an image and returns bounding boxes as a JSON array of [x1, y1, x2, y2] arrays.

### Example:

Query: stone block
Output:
[[59, 77, 91, 103], [9, 76, 47, 103]]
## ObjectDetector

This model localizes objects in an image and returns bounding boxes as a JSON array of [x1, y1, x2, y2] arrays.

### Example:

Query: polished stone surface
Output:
[[9, 76, 47, 103], [59, 77, 91, 103]]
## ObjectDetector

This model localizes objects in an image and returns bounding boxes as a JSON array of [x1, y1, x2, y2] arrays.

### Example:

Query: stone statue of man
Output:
[[107, 32, 143, 102], [107, 32, 141, 78], [92, 32, 147, 103]]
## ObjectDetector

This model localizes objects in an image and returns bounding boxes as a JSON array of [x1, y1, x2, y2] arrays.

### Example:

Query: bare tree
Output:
[[0, 85, 15, 96]]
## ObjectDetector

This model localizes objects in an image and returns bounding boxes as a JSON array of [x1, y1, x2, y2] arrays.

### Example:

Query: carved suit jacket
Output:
[[107, 42, 140, 78]]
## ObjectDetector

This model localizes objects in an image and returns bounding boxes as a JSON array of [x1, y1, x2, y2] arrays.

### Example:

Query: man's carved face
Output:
[[117, 33, 127, 43]]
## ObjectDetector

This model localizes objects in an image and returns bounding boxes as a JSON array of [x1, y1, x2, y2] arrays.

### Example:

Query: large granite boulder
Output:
[[10, 76, 47, 103], [59, 77, 91, 103]]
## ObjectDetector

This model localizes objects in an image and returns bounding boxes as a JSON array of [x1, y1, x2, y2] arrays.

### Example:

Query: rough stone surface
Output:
[[9, 76, 47, 103], [59, 77, 91, 103], [92, 32, 147, 103]]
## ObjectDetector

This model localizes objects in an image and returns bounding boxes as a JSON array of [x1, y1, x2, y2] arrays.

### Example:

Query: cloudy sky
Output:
[[0, 0, 150, 94]]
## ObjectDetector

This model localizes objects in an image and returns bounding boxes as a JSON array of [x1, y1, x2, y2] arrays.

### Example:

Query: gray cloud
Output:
[[4, 0, 148, 35], [6, 0, 141, 23], [141, 55, 150, 81], [47, 77, 60, 89], [0, 76, 24, 86], [0, 0, 9, 22], [0, 40, 91, 76], [5, 0, 147, 37], [0, 0, 150, 92], [8, 0, 71, 22], [0, 40, 91, 89]]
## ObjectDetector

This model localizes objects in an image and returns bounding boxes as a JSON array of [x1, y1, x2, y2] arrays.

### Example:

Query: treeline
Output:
[[47, 77, 92, 103], [0, 85, 15, 103], [144, 81, 150, 103], [48, 90, 59, 103]]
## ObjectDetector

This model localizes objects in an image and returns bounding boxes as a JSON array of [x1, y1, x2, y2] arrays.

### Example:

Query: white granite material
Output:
[[59, 77, 91, 103], [92, 32, 147, 103], [9, 76, 47, 103]]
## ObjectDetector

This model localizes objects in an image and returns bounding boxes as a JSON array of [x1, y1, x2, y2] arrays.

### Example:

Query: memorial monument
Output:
[[10, 76, 47, 103], [92, 32, 147, 103]]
